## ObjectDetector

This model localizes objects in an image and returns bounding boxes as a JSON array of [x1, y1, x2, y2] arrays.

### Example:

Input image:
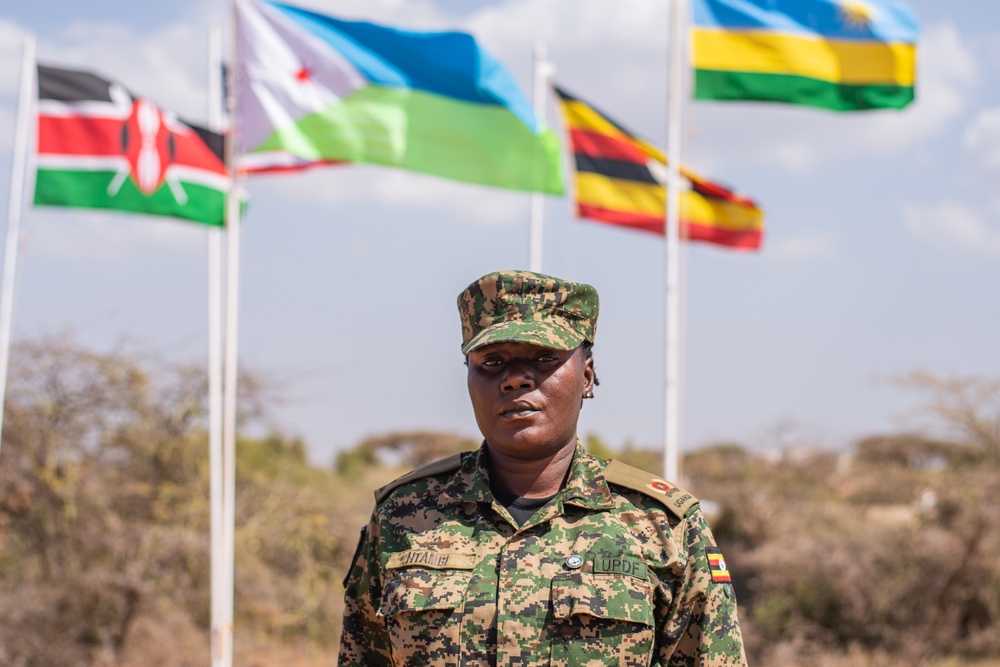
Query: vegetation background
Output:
[[0, 336, 997, 667]]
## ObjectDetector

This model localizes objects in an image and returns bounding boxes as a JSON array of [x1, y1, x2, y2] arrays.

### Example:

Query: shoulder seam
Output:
[[374, 452, 465, 504], [603, 459, 700, 520]]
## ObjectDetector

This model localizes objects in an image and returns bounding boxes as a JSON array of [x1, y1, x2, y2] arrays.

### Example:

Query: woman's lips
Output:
[[500, 401, 540, 419]]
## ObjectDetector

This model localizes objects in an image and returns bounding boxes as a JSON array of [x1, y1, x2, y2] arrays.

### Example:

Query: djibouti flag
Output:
[[235, 0, 564, 194], [693, 0, 919, 112], [35, 65, 230, 226]]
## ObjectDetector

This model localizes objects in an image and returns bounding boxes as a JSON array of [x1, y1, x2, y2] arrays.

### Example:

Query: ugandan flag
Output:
[[34, 65, 230, 227], [706, 546, 732, 583], [554, 86, 763, 250]]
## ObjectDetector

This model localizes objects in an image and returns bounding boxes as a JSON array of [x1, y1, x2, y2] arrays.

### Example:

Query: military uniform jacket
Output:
[[338, 442, 747, 667]]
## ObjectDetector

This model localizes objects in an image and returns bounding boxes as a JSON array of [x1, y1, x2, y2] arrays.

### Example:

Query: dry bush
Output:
[[682, 375, 1000, 665], [3, 338, 998, 667], [336, 430, 478, 475], [0, 336, 214, 666], [0, 336, 381, 666]]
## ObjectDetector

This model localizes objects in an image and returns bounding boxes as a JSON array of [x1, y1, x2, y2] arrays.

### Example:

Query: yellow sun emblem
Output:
[[837, 0, 877, 30]]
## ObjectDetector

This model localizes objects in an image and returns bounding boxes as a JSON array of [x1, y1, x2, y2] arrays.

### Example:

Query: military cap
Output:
[[457, 270, 599, 355]]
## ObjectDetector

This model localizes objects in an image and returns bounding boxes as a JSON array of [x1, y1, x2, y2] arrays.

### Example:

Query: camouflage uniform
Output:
[[338, 270, 747, 666], [338, 442, 747, 667]]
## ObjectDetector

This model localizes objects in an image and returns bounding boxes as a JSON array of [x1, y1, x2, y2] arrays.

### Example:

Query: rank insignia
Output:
[[706, 546, 732, 583], [646, 479, 672, 494]]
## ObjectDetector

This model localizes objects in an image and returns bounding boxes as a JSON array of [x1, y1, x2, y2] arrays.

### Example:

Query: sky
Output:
[[1, 0, 998, 467]]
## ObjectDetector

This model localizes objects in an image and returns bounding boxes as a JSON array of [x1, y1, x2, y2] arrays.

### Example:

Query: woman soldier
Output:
[[338, 270, 747, 667]]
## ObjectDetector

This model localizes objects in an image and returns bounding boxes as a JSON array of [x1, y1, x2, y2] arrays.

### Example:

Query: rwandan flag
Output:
[[35, 65, 230, 226], [555, 86, 763, 250], [235, 0, 564, 194], [693, 0, 919, 111]]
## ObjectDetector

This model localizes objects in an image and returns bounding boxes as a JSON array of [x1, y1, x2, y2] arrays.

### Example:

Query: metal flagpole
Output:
[[221, 1, 243, 664], [528, 41, 549, 272], [0, 35, 36, 459], [207, 27, 227, 667], [663, 0, 687, 482], [678, 212, 689, 481]]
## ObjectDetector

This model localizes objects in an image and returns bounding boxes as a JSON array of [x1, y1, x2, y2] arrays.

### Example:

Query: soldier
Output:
[[338, 270, 747, 667]]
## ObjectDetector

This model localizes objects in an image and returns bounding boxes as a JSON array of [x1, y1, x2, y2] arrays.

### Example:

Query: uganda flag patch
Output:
[[706, 546, 732, 584]]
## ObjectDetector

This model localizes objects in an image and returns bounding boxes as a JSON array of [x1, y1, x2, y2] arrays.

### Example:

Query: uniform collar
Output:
[[440, 440, 616, 511]]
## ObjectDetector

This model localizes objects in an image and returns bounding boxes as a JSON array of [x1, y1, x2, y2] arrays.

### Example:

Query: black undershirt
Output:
[[490, 483, 556, 527]]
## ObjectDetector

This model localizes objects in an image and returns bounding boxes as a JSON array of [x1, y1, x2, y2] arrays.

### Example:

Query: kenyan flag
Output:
[[34, 65, 230, 227]]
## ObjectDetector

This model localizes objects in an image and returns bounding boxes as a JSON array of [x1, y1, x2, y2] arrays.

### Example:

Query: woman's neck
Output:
[[486, 439, 576, 498]]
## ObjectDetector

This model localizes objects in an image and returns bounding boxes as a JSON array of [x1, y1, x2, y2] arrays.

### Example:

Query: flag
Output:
[[34, 65, 230, 226], [706, 547, 733, 584], [554, 86, 763, 250], [235, 0, 563, 193], [692, 0, 919, 112]]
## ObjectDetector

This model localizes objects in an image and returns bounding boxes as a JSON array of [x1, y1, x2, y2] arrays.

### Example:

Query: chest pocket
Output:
[[550, 571, 655, 667], [379, 567, 472, 667]]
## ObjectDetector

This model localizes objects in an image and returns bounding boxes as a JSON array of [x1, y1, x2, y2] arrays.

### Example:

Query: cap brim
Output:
[[461, 320, 585, 355]]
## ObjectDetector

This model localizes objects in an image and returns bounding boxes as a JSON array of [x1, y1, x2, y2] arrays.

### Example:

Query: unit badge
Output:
[[646, 479, 672, 494]]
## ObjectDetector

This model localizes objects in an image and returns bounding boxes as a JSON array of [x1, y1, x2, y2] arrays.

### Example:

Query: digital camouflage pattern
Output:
[[338, 442, 747, 667], [457, 270, 600, 355]]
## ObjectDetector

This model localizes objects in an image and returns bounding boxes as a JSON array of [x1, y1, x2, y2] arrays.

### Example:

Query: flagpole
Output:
[[528, 41, 549, 272], [221, 1, 242, 664], [0, 35, 36, 459], [207, 26, 227, 667], [679, 211, 689, 481], [664, 0, 686, 482]]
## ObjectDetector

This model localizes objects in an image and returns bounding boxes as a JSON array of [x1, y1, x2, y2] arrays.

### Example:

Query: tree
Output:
[[0, 335, 352, 666], [896, 371, 1000, 466]]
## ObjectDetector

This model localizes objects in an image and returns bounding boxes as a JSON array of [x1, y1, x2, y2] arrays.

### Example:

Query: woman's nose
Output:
[[500, 361, 535, 392]]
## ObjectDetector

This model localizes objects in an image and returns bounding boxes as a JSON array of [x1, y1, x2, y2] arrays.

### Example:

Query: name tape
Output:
[[386, 550, 477, 571]]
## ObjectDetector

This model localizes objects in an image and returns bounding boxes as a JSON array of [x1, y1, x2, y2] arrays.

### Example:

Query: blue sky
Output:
[[1, 0, 998, 466]]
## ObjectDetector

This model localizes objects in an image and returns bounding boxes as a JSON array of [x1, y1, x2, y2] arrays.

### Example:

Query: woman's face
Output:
[[466, 341, 594, 461]]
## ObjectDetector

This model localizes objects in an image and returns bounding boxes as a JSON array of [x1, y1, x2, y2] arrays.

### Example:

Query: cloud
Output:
[[854, 22, 977, 149], [0, 106, 13, 153], [764, 231, 839, 261], [284, 0, 450, 27], [248, 165, 530, 228], [964, 107, 1000, 168], [26, 209, 205, 263], [0, 21, 32, 154], [0, 20, 30, 98], [903, 202, 1000, 257], [39, 20, 214, 122]]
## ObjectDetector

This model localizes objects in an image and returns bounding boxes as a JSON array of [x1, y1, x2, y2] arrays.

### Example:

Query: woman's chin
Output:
[[486, 429, 574, 461]]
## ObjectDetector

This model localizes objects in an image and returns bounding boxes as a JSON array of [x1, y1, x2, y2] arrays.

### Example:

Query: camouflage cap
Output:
[[457, 270, 599, 355]]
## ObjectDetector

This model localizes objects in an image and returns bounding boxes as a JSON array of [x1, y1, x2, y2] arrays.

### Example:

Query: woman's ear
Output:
[[582, 354, 596, 396]]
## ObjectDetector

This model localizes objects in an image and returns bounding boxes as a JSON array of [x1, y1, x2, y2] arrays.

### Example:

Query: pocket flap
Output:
[[379, 568, 471, 618], [551, 572, 654, 626]]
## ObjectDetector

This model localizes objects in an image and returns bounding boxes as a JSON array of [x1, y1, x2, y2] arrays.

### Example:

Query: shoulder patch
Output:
[[603, 459, 700, 519], [374, 452, 465, 504]]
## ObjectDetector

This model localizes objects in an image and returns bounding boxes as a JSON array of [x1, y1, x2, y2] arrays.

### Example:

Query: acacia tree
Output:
[[0, 335, 353, 667], [897, 371, 1000, 466], [0, 336, 217, 665]]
